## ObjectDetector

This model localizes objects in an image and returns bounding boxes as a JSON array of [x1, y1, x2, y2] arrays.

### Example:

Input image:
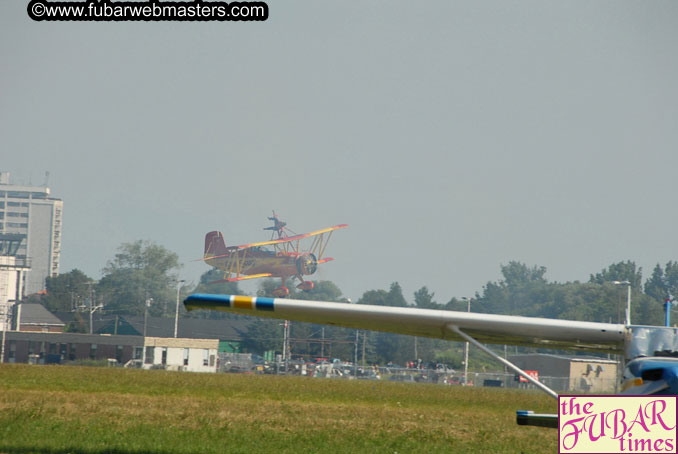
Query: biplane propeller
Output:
[[200, 215, 347, 297]]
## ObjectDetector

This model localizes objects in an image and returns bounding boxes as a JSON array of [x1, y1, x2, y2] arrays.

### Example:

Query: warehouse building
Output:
[[509, 353, 618, 392]]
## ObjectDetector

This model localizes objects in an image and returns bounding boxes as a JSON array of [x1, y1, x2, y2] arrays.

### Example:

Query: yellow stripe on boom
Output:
[[233, 296, 254, 309]]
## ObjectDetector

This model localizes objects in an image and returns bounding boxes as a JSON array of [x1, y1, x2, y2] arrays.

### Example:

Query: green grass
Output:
[[0, 364, 557, 453]]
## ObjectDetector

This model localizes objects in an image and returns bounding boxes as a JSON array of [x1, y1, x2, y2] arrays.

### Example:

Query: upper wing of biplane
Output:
[[202, 224, 348, 261], [184, 294, 626, 354], [238, 224, 348, 250]]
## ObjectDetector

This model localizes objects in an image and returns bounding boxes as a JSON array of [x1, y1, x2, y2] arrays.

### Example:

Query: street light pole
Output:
[[283, 320, 290, 372], [142, 297, 152, 366], [88, 286, 94, 334], [613, 281, 631, 325], [461, 297, 471, 385], [0, 304, 7, 364], [174, 279, 185, 338]]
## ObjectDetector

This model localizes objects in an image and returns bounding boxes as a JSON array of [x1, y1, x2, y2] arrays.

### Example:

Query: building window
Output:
[[134, 347, 143, 360], [209, 354, 215, 367], [203, 349, 209, 366], [49, 343, 57, 355], [145, 346, 154, 364], [89, 344, 97, 360], [116, 346, 123, 363], [60, 343, 67, 359], [161, 347, 167, 365], [7, 192, 29, 198], [9, 340, 16, 362], [69, 344, 77, 361], [183, 349, 189, 366], [7, 202, 20, 207]]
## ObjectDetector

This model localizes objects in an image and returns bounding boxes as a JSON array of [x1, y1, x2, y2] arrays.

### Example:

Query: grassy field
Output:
[[0, 364, 557, 453]]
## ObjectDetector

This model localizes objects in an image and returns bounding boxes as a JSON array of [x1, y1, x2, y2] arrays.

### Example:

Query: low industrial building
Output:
[[509, 353, 618, 392], [143, 337, 219, 373], [1, 293, 249, 372], [54, 312, 251, 352], [1, 331, 143, 365], [1, 332, 224, 374]]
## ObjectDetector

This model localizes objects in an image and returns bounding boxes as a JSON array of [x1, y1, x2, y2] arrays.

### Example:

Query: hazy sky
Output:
[[2, 1, 677, 304]]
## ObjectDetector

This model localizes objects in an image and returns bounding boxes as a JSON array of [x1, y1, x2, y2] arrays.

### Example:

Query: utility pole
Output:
[[89, 287, 94, 334], [414, 336, 418, 363], [0, 303, 7, 364], [282, 320, 290, 371], [174, 279, 185, 338], [613, 281, 632, 325], [87, 287, 102, 335], [354, 330, 359, 377], [461, 297, 472, 385], [362, 331, 366, 368], [144, 296, 153, 338], [142, 296, 152, 365]]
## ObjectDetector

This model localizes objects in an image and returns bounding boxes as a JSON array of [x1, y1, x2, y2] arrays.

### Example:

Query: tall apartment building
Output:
[[0, 172, 63, 295]]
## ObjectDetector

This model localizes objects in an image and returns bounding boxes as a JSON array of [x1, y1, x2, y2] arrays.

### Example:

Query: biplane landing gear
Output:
[[296, 281, 314, 291], [272, 286, 290, 298]]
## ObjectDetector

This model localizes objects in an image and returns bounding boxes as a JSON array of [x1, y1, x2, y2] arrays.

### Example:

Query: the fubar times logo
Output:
[[559, 395, 677, 453]]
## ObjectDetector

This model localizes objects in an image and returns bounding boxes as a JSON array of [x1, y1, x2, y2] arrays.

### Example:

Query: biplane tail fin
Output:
[[204, 231, 228, 257]]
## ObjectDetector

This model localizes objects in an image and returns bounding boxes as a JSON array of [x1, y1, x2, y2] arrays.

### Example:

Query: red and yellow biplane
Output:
[[201, 213, 348, 297]]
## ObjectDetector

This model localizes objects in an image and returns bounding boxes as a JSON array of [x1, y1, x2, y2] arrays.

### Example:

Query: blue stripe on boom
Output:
[[255, 297, 275, 311], [185, 294, 232, 308]]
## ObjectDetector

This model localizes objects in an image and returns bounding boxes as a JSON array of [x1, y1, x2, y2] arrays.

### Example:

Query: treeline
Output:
[[25, 240, 240, 332], [29, 240, 678, 369]]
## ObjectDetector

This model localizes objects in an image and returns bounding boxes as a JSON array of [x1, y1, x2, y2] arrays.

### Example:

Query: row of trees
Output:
[[29, 240, 678, 370], [36, 241, 193, 318]]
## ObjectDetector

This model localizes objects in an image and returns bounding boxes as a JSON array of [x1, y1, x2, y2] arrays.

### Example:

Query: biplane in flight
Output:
[[201, 213, 347, 297]]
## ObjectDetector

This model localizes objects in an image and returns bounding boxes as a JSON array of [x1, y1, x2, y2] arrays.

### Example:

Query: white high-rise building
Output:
[[0, 172, 63, 295]]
